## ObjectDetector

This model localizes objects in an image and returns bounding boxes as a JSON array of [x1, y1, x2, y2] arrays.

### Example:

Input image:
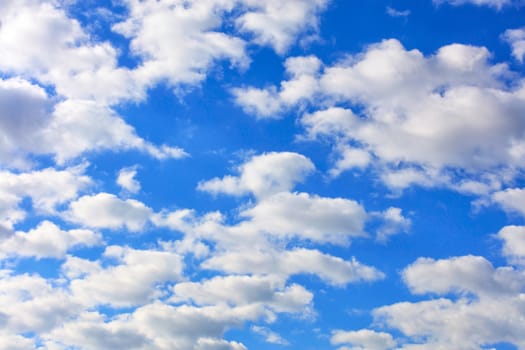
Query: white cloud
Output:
[[402, 255, 525, 297], [329, 146, 372, 177], [251, 325, 289, 345], [497, 225, 525, 264], [235, 191, 368, 244], [49, 302, 257, 350], [0, 220, 102, 259], [232, 56, 321, 118], [47, 100, 188, 164], [198, 152, 315, 198], [195, 338, 248, 350], [117, 166, 141, 193], [368, 255, 525, 349], [0, 78, 51, 168], [203, 248, 384, 286], [236, 0, 328, 54], [492, 187, 525, 217], [113, 0, 249, 88], [331, 329, 396, 350], [0, 1, 187, 165], [66, 193, 153, 232], [375, 207, 411, 242], [236, 40, 525, 190], [0, 271, 81, 334], [171, 274, 312, 316], [0, 165, 92, 229], [67, 246, 184, 307], [0, 334, 35, 350], [503, 27, 525, 63], [43, 311, 149, 350]]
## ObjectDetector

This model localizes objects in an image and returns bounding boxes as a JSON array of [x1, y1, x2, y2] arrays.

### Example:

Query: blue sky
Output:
[[1, 0, 525, 349]]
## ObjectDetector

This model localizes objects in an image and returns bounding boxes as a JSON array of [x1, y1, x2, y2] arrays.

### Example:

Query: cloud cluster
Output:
[[1, 0, 524, 349], [334, 237, 525, 349], [0, 0, 327, 167], [234, 39, 525, 193]]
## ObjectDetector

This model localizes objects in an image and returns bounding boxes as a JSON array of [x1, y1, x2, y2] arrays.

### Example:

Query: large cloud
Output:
[[65, 193, 153, 232], [233, 40, 525, 191], [336, 252, 525, 349]]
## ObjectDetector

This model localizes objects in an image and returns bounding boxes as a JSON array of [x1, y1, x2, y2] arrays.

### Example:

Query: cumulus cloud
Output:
[[171, 274, 313, 316], [375, 207, 411, 242], [0, 221, 102, 259], [117, 166, 141, 193], [251, 325, 289, 345], [203, 248, 384, 286], [497, 225, 525, 264], [0, 1, 188, 165], [65, 193, 153, 232], [235, 191, 368, 244], [347, 254, 525, 349], [492, 187, 525, 217], [47, 301, 260, 350], [331, 329, 396, 350], [0, 165, 91, 229], [232, 56, 322, 118], [198, 152, 315, 198], [235, 0, 328, 54], [67, 246, 184, 307], [0, 78, 52, 168], [0, 271, 81, 334], [503, 27, 525, 63], [0, 0, 333, 166], [234, 40, 525, 191]]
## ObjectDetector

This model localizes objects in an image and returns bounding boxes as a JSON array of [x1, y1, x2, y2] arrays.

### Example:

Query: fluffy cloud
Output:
[[235, 0, 328, 54], [492, 187, 525, 217], [503, 27, 525, 63], [0, 78, 51, 168], [47, 301, 259, 350], [497, 225, 525, 264], [251, 325, 289, 345], [171, 274, 313, 316], [234, 40, 525, 191], [0, 220, 102, 259], [117, 166, 141, 193], [113, 0, 248, 88], [0, 0, 332, 166], [331, 329, 396, 350], [375, 207, 411, 242], [232, 56, 322, 118], [198, 152, 315, 198], [65, 193, 153, 232], [351, 255, 525, 349], [203, 248, 384, 286], [48, 100, 188, 164], [0, 271, 81, 334], [235, 191, 367, 244], [402, 255, 525, 296], [67, 246, 184, 307], [0, 1, 187, 165], [0, 165, 91, 229]]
